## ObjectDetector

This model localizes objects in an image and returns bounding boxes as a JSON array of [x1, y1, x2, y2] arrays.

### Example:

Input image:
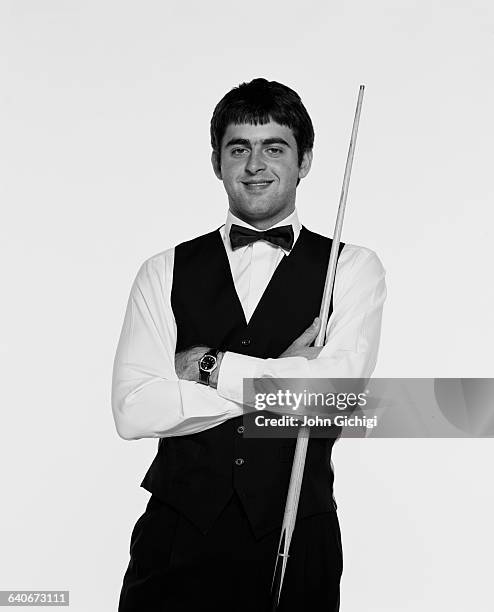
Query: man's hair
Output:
[[210, 78, 314, 166]]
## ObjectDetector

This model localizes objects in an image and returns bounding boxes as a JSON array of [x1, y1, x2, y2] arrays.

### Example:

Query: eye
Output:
[[266, 147, 283, 156], [231, 147, 249, 156]]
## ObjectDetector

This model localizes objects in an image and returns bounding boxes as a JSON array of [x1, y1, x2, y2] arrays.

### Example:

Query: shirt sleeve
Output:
[[216, 245, 386, 404], [111, 250, 244, 440]]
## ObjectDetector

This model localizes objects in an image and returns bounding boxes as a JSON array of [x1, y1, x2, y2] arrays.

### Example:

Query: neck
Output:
[[230, 207, 295, 231]]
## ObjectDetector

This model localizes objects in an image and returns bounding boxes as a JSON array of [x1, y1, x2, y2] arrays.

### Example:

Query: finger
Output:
[[292, 317, 321, 347]]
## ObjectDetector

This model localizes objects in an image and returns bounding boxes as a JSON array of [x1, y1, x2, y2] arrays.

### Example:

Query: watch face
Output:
[[200, 355, 217, 372]]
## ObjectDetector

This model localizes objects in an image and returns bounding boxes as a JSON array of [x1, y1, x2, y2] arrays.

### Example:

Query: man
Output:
[[112, 78, 386, 611]]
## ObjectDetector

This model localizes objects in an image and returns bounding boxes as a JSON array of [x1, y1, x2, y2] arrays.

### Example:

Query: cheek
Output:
[[273, 159, 298, 177], [224, 176, 239, 191], [277, 167, 299, 186], [221, 166, 241, 186]]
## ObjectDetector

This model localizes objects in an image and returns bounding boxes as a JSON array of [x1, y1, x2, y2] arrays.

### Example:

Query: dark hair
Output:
[[210, 78, 314, 166]]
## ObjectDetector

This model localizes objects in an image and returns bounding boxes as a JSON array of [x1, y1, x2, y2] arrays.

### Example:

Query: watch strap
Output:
[[198, 348, 220, 385]]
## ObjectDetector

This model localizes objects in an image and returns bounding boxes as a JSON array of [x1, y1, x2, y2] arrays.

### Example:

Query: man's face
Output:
[[212, 120, 312, 229]]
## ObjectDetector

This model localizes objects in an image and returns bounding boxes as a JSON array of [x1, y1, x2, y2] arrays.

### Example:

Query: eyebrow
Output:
[[224, 137, 292, 148]]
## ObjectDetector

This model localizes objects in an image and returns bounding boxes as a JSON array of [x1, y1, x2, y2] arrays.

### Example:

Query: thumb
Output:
[[292, 317, 321, 347]]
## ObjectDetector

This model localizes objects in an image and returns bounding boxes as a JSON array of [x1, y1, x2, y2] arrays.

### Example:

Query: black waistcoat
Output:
[[140, 226, 345, 538]]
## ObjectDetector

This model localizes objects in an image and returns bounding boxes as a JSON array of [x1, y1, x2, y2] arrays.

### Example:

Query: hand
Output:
[[175, 346, 224, 387], [175, 345, 209, 382], [279, 317, 323, 360]]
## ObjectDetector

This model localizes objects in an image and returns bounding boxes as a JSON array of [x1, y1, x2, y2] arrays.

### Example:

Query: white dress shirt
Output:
[[111, 209, 386, 440]]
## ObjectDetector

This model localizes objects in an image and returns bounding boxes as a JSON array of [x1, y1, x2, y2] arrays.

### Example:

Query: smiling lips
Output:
[[242, 180, 274, 190]]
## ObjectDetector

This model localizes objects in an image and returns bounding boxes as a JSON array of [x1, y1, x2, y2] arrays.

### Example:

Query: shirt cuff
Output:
[[216, 351, 264, 404]]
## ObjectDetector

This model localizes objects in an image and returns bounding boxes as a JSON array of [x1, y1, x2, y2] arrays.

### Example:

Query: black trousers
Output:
[[118, 493, 342, 611]]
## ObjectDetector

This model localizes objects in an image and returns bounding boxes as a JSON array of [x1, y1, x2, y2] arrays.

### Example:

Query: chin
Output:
[[244, 209, 278, 224], [243, 198, 279, 215]]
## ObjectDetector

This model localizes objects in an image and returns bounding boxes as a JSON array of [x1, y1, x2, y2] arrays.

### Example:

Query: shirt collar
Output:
[[223, 208, 302, 255]]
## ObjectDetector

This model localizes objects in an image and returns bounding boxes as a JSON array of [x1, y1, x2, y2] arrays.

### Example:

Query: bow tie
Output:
[[229, 224, 294, 251]]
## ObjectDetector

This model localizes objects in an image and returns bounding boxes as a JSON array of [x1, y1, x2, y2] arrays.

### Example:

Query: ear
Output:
[[298, 149, 313, 180], [211, 151, 222, 180]]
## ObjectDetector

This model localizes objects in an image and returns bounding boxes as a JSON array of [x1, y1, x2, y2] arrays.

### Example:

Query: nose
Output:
[[245, 148, 267, 174]]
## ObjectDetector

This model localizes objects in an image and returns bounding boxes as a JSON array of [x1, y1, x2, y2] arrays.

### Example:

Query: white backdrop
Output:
[[1, 1, 493, 610]]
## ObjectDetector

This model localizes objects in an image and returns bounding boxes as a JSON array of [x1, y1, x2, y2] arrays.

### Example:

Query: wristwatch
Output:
[[198, 348, 220, 386]]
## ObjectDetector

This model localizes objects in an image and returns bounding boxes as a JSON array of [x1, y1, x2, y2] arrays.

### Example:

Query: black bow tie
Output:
[[229, 224, 294, 251]]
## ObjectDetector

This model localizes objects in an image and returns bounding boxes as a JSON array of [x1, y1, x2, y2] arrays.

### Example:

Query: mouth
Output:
[[241, 180, 274, 191]]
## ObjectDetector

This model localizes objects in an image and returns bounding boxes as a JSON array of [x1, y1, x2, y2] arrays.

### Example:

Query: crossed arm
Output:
[[111, 244, 386, 440], [175, 316, 324, 388]]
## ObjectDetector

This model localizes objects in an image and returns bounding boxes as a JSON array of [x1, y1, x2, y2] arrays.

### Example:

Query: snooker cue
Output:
[[271, 85, 365, 609]]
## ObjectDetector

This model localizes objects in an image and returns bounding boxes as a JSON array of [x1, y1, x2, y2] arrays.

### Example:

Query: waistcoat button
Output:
[[237, 426, 245, 434], [235, 458, 244, 466], [240, 339, 251, 346]]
